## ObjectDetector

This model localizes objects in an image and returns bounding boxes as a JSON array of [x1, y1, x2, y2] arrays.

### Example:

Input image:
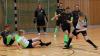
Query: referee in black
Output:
[[34, 4, 48, 35]]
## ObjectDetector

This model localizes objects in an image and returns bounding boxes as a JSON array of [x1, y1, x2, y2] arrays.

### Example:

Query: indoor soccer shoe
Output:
[[64, 44, 72, 48], [63, 46, 72, 49], [45, 42, 51, 46]]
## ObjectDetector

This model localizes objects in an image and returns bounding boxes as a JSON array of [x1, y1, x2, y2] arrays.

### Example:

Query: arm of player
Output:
[[16, 43, 22, 49], [67, 20, 72, 24], [51, 12, 60, 21]]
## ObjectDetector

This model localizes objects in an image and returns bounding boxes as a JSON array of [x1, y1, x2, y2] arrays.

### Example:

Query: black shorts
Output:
[[61, 25, 71, 33], [56, 17, 61, 26], [72, 29, 87, 36], [26, 39, 34, 48], [56, 20, 60, 26], [37, 21, 46, 26], [3, 38, 14, 46], [9, 39, 15, 45]]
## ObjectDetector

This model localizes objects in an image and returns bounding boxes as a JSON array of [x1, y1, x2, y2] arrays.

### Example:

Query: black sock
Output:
[[86, 40, 97, 48], [39, 40, 43, 43], [43, 27, 46, 32], [66, 38, 72, 48], [39, 40, 45, 46], [37, 27, 40, 33]]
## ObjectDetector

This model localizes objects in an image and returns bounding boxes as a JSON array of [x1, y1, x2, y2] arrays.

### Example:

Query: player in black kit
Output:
[[59, 7, 72, 47], [72, 6, 81, 39]]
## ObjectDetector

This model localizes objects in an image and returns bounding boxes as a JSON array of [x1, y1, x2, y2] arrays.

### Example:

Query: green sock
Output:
[[54, 26, 58, 33], [64, 34, 69, 45], [71, 17, 73, 22], [7, 35, 12, 44]]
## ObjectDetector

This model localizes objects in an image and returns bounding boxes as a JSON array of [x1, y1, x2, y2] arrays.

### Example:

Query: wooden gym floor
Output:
[[0, 26, 100, 56]]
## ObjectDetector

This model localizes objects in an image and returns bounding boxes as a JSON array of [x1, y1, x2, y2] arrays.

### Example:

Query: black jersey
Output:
[[72, 10, 81, 22], [55, 7, 65, 26], [59, 12, 72, 32], [56, 7, 65, 15], [72, 10, 81, 28], [34, 9, 46, 22], [59, 12, 72, 26]]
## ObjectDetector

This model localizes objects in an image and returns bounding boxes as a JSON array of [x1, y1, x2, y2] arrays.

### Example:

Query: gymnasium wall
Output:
[[16, 0, 57, 30], [0, 0, 57, 31], [0, 0, 100, 31], [89, 0, 100, 25], [0, 0, 4, 31], [60, 0, 100, 25]]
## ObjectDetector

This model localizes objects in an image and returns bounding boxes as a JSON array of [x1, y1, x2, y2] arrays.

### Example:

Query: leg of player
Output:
[[82, 31, 98, 50]]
